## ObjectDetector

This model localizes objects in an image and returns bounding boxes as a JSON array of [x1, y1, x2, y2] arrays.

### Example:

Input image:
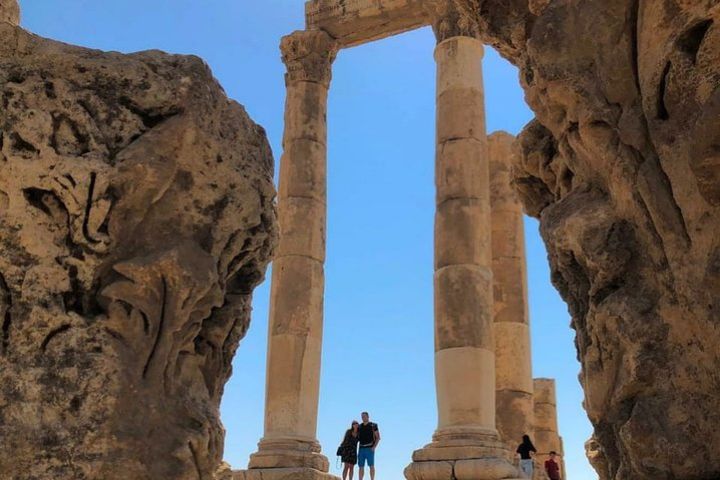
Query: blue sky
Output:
[[21, 1, 596, 479]]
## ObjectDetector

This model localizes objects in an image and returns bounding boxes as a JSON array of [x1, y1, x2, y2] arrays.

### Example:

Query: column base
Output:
[[234, 468, 340, 480], [247, 437, 330, 471], [405, 428, 524, 480]]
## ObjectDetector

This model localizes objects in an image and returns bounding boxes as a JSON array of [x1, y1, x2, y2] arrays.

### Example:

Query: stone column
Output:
[[490, 131, 534, 450], [533, 379, 564, 477], [1, 0, 20, 26], [405, 3, 520, 480], [241, 30, 339, 480]]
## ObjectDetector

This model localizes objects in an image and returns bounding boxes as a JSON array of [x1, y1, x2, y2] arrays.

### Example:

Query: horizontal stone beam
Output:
[[305, 0, 430, 48]]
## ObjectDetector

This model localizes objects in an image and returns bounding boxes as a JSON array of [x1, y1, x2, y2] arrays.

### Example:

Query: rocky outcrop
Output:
[[0, 0, 19, 27], [0, 23, 277, 480], [473, 1, 720, 479]]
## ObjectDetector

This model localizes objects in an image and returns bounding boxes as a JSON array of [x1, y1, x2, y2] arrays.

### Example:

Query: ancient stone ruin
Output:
[[236, 2, 563, 480], [238, 1, 720, 479], [2, 0, 719, 479], [0, 1, 276, 478]]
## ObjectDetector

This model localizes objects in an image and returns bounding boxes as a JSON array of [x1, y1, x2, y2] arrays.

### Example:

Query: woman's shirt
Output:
[[516, 443, 536, 460], [342, 430, 359, 448]]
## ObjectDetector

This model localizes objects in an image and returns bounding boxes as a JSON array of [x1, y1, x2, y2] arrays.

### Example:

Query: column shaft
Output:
[[490, 132, 534, 449], [533, 379, 564, 477], [405, 4, 522, 478], [434, 35, 494, 435], [246, 30, 338, 477]]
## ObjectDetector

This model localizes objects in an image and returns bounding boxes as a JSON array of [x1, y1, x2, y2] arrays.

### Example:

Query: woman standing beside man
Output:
[[338, 421, 359, 480]]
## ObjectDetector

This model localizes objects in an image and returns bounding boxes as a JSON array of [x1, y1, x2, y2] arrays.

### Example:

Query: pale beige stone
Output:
[[0, 0, 19, 25], [494, 323, 533, 392], [407, 14, 520, 480], [436, 138, 487, 201], [454, 459, 525, 480], [533, 379, 563, 471], [235, 466, 338, 480], [434, 265, 494, 351], [490, 131, 534, 450], [244, 29, 337, 478], [533, 378, 557, 406], [249, 440, 329, 472], [305, 0, 431, 47], [435, 346, 497, 429], [404, 461, 454, 480], [283, 82, 330, 145], [435, 199, 491, 268], [435, 36, 485, 92], [278, 139, 327, 201], [436, 88, 487, 143], [275, 197, 326, 262], [0, 21, 277, 480]]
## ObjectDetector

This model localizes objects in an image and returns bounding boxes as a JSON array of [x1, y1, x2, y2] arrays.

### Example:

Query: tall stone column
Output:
[[241, 30, 339, 480], [533, 379, 564, 477], [405, 3, 521, 480], [490, 132, 534, 450]]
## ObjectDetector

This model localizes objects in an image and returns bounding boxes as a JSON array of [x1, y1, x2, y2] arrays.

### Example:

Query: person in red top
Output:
[[544, 451, 561, 480]]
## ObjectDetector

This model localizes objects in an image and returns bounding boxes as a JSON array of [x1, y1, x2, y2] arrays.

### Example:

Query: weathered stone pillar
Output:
[[533, 379, 564, 477], [405, 3, 520, 480], [241, 30, 338, 480], [1, 0, 19, 26], [490, 132, 534, 451]]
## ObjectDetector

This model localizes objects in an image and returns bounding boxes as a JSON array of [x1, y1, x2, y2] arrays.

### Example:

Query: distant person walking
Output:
[[544, 451, 562, 480], [516, 434, 537, 478], [357, 412, 380, 480], [338, 421, 360, 480]]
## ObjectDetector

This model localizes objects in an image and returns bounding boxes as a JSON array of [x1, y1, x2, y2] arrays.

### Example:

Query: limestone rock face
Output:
[[0, 24, 277, 479], [475, 2, 720, 479], [0, 0, 19, 26]]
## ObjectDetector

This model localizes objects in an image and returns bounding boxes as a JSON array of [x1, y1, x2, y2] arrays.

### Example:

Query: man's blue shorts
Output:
[[358, 447, 375, 467]]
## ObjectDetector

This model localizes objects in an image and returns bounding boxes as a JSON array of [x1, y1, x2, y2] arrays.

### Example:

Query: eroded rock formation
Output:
[[0, 0, 19, 27], [0, 22, 276, 480], [473, 1, 720, 478]]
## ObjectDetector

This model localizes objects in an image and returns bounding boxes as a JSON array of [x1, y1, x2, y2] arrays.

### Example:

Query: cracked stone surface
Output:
[[0, 0, 19, 26], [474, 1, 720, 479], [0, 23, 277, 479]]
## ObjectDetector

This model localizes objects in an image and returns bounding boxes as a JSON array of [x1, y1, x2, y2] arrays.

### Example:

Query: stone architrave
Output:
[[305, 0, 431, 47], [489, 131, 534, 451], [239, 30, 339, 480], [533, 379, 564, 475], [405, 3, 522, 479]]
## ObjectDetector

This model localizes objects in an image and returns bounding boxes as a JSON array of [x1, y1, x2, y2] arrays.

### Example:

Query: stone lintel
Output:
[[305, 0, 431, 48]]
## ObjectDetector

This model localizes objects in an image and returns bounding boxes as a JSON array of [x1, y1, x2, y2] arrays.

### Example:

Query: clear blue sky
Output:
[[21, 1, 596, 479]]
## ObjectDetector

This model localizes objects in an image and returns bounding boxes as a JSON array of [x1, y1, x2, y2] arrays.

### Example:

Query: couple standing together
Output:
[[337, 412, 380, 480]]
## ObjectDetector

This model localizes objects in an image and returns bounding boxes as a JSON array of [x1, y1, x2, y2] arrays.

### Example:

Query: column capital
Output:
[[280, 30, 339, 87], [426, 0, 482, 43]]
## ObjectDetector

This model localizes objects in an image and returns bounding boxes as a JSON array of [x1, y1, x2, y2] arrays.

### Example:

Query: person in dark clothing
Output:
[[339, 421, 359, 480], [357, 412, 380, 480], [516, 434, 537, 478], [544, 451, 561, 480]]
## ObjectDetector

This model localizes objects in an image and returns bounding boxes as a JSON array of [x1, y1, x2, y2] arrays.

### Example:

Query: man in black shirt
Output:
[[357, 411, 380, 480]]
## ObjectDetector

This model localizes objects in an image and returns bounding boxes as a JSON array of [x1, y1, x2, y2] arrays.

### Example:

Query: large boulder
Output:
[[473, 1, 720, 478], [0, 23, 277, 479]]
